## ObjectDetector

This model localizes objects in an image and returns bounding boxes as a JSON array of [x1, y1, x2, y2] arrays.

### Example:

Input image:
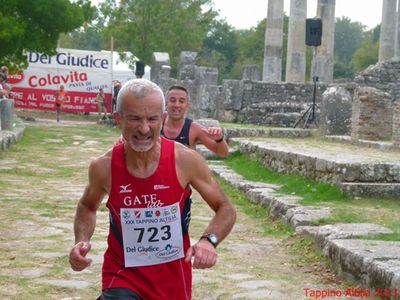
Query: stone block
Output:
[[319, 86, 352, 136], [325, 239, 400, 295], [284, 206, 331, 228], [351, 86, 393, 141], [242, 65, 261, 81], [0, 99, 14, 130], [393, 100, 400, 145], [151, 52, 170, 84], [222, 80, 244, 111], [195, 85, 220, 118], [194, 67, 218, 85], [296, 223, 392, 250]]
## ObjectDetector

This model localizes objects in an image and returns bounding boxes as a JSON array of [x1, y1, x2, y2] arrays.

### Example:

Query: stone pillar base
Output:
[[393, 100, 400, 145], [0, 99, 15, 130], [351, 87, 392, 141]]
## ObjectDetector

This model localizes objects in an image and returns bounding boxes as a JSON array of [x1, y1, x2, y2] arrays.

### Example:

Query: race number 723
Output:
[[134, 225, 171, 243]]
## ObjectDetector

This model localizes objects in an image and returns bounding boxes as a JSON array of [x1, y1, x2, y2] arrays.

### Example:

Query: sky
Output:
[[212, 0, 383, 30]]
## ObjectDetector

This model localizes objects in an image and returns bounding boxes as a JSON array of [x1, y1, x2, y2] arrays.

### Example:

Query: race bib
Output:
[[120, 203, 184, 267]]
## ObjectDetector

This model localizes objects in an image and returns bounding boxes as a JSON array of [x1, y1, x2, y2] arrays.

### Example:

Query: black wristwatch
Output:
[[201, 233, 219, 248]]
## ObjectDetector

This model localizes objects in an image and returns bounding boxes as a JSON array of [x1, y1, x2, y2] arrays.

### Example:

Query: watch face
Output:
[[208, 234, 218, 245], [202, 233, 218, 247]]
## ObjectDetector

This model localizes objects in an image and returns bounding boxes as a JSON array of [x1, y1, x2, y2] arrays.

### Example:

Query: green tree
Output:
[[59, 3, 104, 51], [230, 19, 266, 80], [233, 14, 289, 81], [0, 0, 95, 69], [333, 17, 365, 78], [351, 25, 379, 73], [198, 19, 238, 80], [101, 0, 217, 75], [59, 26, 104, 51]]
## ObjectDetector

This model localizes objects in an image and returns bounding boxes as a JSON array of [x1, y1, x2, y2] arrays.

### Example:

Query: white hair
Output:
[[116, 79, 165, 115]]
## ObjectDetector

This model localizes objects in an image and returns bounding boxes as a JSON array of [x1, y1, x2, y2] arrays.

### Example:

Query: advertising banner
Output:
[[8, 48, 140, 113]]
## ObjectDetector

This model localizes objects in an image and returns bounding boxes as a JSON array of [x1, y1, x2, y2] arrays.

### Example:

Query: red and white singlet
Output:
[[103, 137, 193, 299]]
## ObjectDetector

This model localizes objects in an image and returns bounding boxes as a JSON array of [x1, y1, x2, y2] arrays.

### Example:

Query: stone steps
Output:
[[198, 128, 400, 198], [340, 182, 400, 198], [248, 112, 301, 127], [229, 137, 400, 198], [208, 162, 400, 299], [0, 115, 25, 151]]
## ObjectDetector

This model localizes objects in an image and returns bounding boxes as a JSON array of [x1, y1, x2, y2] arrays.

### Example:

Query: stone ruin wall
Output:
[[152, 51, 400, 145], [353, 59, 400, 143], [153, 51, 328, 127], [394, 100, 400, 145], [351, 87, 393, 141], [223, 80, 326, 127]]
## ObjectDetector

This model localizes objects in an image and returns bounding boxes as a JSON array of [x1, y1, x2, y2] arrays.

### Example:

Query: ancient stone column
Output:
[[379, 0, 397, 61], [395, 0, 400, 58], [286, 0, 307, 83], [262, 0, 284, 82], [313, 0, 336, 82]]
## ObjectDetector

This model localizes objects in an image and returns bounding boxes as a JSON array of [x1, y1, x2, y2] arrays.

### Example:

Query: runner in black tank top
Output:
[[161, 118, 192, 146]]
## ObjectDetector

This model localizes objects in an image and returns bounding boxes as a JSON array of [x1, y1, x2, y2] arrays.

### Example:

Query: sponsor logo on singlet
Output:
[[156, 244, 181, 259], [154, 184, 170, 190], [120, 183, 132, 193]]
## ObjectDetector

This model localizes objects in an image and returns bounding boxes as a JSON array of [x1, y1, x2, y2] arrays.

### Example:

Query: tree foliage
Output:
[[99, 0, 217, 75], [333, 17, 365, 78], [59, 26, 104, 51], [351, 25, 379, 73], [52, 1, 382, 82], [0, 0, 95, 69], [198, 19, 238, 80]]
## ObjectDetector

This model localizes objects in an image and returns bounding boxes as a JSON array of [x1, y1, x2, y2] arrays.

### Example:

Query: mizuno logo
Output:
[[154, 184, 170, 190], [120, 183, 132, 193]]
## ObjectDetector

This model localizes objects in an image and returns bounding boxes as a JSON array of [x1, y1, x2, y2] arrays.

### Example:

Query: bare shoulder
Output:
[[90, 152, 111, 168], [91, 148, 112, 166], [190, 121, 210, 142], [88, 149, 112, 187], [190, 121, 206, 134], [175, 141, 204, 165]]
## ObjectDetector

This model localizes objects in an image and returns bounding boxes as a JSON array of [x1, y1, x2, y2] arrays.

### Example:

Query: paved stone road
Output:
[[0, 119, 378, 299]]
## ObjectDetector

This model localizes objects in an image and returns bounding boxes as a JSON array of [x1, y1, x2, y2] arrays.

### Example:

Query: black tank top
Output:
[[161, 118, 192, 146]]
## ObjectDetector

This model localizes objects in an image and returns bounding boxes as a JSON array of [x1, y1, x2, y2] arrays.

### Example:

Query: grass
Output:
[[224, 151, 348, 203], [219, 179, 293, 238], [221, 152, 400, 241], [218, 177, 353, 288]]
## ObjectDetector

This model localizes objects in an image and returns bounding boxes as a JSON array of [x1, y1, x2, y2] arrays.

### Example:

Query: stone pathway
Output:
[[0, 118, 380, 299]]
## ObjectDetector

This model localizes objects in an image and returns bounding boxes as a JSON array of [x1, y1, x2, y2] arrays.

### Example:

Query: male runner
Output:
[[69, 79, 236, 299]]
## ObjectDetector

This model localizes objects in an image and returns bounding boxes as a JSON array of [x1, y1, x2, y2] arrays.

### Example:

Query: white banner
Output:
[[9, 48, 145, 112]]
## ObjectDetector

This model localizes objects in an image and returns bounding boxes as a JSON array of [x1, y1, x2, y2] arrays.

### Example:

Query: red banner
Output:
[[9, 48, 140, 113], [11, 87, 111, 113]]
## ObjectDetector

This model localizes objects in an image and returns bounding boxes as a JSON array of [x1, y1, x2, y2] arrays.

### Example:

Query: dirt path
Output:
[[0, 118, 370, 299]]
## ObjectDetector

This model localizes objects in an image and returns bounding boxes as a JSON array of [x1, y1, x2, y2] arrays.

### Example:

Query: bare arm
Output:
[[191, 122, 229, 158], [176, 145, 236, 268], [187, 155, 236, 242], [69, 154, 110, 271]]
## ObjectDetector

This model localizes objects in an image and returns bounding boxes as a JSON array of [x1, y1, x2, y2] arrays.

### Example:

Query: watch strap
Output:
[[200, 233, 218, 248]]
